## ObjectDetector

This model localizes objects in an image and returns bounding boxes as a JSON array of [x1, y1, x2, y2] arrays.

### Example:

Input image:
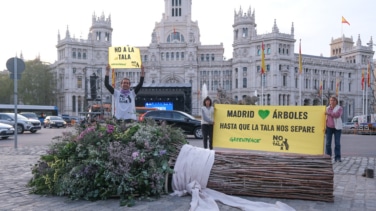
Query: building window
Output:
[[72, 48, 76, 58], [83, 51, 87, 59], [78, 96, 82, 112], [235, 79, 238, 89], [201, 54, 204, 61], [242, 28, 248, 37], [161, 52, 164, 61], [243, 78, 247, 88], [206, 54, 209, 61], [166, 52, 169, 60], [105, 32, 110, 41], [283, 75, 287, 86], [176, 52, 180, 60], [77, 76, 82, 88], [96, 31, 101, 40], [171, 52, 174, 60], [72, 96, 76, 112], [211, 54, 215, 61], [181, 52, 184, 60]]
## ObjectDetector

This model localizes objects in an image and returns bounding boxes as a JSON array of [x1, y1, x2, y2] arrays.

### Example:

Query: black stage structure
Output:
[[135, 83, 192, 114]]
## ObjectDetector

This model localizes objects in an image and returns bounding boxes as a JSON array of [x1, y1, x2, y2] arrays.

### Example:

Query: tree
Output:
[[0, 71, 13, 103], [18, 59, 56, 105]]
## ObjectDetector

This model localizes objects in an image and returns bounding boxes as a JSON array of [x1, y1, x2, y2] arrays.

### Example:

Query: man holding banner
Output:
[[105, 64, 145, 122]]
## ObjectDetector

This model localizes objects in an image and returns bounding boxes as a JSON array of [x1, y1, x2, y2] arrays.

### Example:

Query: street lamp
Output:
[[82, 66, 104, 118]]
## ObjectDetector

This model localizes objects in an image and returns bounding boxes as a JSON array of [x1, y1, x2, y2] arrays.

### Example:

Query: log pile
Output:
[[207, 149, 334, 202]]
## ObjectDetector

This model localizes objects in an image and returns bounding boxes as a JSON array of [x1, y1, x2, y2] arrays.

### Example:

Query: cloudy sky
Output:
[[1, 0, 375, 70]]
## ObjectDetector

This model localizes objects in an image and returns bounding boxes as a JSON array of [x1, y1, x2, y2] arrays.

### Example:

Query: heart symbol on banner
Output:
[[258, 110, 270, 119]]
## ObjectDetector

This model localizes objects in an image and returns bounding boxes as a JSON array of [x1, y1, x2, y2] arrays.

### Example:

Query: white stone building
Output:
[[51, 0, 375, 121]]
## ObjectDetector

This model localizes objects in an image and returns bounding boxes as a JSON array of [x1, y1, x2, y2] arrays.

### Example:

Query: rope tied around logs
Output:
[[171, 144, 296, 211]]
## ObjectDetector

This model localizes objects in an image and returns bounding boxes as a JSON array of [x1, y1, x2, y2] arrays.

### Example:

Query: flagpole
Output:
[[261, 75, 264, 106], [366, 79, 368, 117], [320, 72, 323, 105], [298, 39, 302, 106], [362, 88, 365, 115], [261, 41, 266, 106], [299, 75, 301, 105]]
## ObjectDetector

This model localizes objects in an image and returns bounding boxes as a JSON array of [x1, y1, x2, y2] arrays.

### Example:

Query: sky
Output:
[[1, 0, 376, 71]]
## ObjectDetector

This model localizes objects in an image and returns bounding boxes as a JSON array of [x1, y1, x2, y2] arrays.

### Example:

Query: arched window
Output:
[[167, 32, 185, 43]]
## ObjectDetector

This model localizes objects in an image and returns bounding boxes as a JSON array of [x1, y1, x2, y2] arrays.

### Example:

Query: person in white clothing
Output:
[[325, 96, 343, 162], [201, 96, 214, 149], [104, 64, 145, 122]]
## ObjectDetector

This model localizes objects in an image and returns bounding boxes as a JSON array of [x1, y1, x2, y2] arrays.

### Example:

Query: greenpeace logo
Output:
[[229, 137, 261, 143]]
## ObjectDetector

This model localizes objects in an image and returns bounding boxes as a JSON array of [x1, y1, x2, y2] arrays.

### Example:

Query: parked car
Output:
[[0, 113, 41, 134], [19, 112, 39, 120], [139, 110, 203, 139], [69, 116, 83, 125], [0, 122, 15, 139], [43, 116, 67, 128], [342, 122, 356, 130], [136, 107, 158, 121]]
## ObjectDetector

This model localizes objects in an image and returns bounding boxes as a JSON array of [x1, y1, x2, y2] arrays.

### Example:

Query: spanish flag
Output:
[[368, 62, 371, 87], [342, 16, 350, 25], [261, 41, 266, 75], [336, 78, 340, 97]]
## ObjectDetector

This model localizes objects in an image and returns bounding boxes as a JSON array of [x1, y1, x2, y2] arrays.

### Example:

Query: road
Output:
[[0, 127, 375, 157]]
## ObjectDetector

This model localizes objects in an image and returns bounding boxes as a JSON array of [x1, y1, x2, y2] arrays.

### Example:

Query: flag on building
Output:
[[261, 41, 266, 75], [342, 16, 350, 25], [336, 79, 340, 97], [367, 62, 371, 87], [361, 69, 365, 90], [319, 80, 323, 96], [299, 40, 302, 74]]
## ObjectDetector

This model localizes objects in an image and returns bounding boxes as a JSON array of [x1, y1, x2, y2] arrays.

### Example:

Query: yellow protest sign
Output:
[[108, 46, 142, 69], [214, 104, 326, 155]]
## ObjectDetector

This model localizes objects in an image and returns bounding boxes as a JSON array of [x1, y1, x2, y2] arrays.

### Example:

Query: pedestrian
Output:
[[104, 64, 145, 123], [201, 96, 214, 149], [325, 96, 343, 162]]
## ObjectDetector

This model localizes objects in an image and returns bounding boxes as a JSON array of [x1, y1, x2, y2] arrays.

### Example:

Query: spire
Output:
[[65, 25, 70, 39], [58, 30, 61, 41], [368, 36, 373, 50], [291, 22, 294, 35], [272, 19, 279, 33], [356, 34, 361, 46]]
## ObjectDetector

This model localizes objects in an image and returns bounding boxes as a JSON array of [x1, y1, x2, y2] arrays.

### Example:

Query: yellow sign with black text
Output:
[[108, 46, 142, 69], [214, 104, 326, 155]]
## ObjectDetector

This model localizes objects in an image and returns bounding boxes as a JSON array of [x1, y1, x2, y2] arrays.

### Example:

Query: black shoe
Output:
[[335, 159, 342, 162]]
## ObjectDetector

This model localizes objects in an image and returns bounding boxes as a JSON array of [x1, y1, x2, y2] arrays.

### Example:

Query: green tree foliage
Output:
[[18, 59, 56, 105], [0, 71, 13, 103]]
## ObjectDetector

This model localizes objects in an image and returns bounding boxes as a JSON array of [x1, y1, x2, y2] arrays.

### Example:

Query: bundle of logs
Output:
[[206, 150, 334, 202]]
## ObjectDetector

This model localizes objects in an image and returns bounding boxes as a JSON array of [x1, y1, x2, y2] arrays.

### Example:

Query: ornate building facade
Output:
[[52, 0, 375, 121]]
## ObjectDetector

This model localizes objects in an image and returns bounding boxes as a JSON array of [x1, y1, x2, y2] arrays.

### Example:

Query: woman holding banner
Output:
[[325, 96, 343, 162], [105, 64, 145, 122]]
